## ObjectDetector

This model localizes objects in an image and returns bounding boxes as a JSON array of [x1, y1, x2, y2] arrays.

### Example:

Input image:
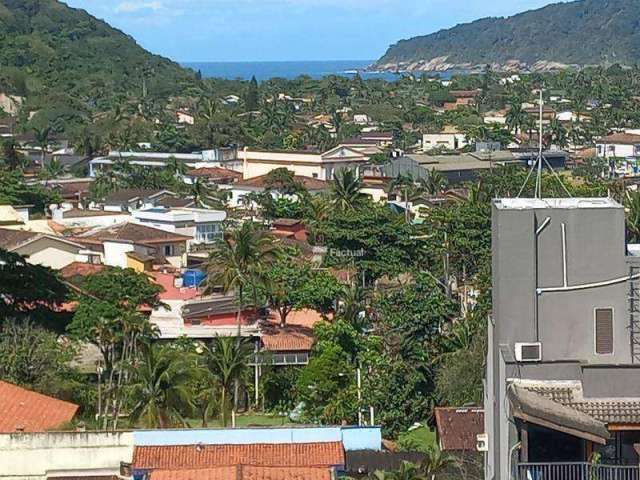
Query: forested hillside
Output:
[[0, 0, 195, 108], [376, 0, 640, 72]]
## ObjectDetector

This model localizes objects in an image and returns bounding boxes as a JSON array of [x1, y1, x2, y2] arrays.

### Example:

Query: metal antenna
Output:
[[535, 89, 543, 198], [517, 87, 572, 199]]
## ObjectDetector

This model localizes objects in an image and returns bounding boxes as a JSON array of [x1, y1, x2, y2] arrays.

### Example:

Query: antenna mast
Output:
[[517, 86, 572, 199], [535, 89, 543, 198]]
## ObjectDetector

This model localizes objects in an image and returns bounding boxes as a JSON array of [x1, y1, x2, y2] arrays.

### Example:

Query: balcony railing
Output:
[[517, 463, 640, 480], [249, 352, 309, 366]]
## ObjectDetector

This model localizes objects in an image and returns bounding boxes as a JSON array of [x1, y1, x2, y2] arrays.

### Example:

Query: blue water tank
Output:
[[183, 269, 206, 288]]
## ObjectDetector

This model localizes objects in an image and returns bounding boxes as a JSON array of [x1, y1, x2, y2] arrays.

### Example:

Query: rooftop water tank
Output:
[[183, 269, 206, 288]]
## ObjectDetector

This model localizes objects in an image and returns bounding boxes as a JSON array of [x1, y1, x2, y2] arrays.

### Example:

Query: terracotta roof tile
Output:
[[434, 407, 484, 451], [598, 133, 640, 145], [0, 228, 39, 250], [133, 442, 345, 470], [235, 175, 328, 191], [59, 262, 106, 279], [80, 222, 191, 245], [186, 168, 242, 180], [150, 466, 331, 480], [0, 381, 79, 432]]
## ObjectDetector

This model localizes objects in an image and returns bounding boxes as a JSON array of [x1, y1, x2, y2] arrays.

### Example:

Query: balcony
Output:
[[249, 352, 310, 366], [517, 462, 640, 480]]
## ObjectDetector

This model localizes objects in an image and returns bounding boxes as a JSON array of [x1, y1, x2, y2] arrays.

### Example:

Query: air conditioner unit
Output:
[[515, 342, 542, 362], [476, 433, 489, 452]]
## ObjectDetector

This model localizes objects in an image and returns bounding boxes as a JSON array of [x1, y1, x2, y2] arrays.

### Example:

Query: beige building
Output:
[[423, 126, 468, 152], [0, 228, 88, 269], [240, 146, 369, 180]]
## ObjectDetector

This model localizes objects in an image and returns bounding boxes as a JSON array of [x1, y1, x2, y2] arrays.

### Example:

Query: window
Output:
[[595, 308, 614, 355], [164, 245, 174, 256], [312, 173, 319, 178], [196, 223, 222, 243]]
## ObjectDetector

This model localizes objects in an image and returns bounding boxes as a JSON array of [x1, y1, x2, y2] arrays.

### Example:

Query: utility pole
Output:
[[357, 366, 363, 427]]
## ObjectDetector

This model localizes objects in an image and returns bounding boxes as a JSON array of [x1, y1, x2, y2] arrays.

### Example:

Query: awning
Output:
[[508, 384, 610, 444]]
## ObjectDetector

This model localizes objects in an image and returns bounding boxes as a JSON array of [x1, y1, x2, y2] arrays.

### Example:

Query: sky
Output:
[[64, 0, 563, 62]]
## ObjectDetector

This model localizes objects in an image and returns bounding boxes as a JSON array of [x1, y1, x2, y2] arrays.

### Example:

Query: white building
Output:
[[89, 150, 241, 177], [596, 133, 640, 159], [423, 126, 468, 152], [132, 207, 226, 251]]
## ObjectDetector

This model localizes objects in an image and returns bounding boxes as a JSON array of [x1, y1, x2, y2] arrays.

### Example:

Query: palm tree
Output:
[[203, 337, 252, 427], [419, 446, 459, 480], [371, 461, 425, 480], [32, 126, 51, 165], [625, 190, 640, 243], [506, 100, 526, 135], [206, 222, 279, 337], [39, 158, 64, 185], [332, 168, 367, 211], [421, 170, 448, 196], [167, 155, 187, 177], [128, 345, 196, 428]]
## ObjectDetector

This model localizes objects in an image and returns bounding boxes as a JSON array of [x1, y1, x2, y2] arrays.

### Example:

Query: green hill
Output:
[[375, 0, 640, 72], [0, 0, 195, 101]]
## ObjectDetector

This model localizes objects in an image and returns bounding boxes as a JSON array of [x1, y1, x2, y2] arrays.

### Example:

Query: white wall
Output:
[[423, 133, 468, 151], [102, 242, 135, 268], [0, 431, 133, 479], [596, 143, 637, 159]]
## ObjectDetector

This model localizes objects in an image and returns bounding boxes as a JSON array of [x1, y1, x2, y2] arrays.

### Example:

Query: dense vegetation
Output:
[[376, 0, 640, 70], [0, 0, 195, 129]]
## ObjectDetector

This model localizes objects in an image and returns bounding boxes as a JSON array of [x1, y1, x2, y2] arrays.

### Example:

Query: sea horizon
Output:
[[181, 59, 403, 82]]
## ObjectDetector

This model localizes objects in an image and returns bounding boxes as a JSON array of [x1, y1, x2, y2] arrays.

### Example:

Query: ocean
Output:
[[181, 60, 407, 82]]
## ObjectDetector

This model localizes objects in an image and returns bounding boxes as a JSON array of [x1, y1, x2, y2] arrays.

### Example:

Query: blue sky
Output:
[[64, 0, 562, 62]]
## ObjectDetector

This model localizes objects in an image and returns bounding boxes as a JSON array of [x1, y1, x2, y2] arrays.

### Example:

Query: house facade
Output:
[[596, 133, 640, 159], [239, 146, 369, 181], [132, 207, 226, 252], [486, 198, 640, 480], [422, 126, 468, 152]]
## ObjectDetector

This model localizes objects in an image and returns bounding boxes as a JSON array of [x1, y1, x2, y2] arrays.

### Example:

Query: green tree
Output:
[[0, 318, 79, 398], [0, 249, 68, 328], [206, 223, 279, 336], [245, 75, 260, 112], [67, 268, 164, 429], [203, 337, 252, 427], [128, 344, 197, 428], [266, 252, 342, 326], [332, 168, 367, 211]]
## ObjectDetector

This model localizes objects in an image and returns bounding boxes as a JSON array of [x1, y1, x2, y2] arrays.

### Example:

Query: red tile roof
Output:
[[150, 466, 331, 480], [186, 167, 242, 180], [0, 381, 79, 432], [59, 262, 106, 279], [260, 309, 325, 352], [235, 175, 328, 191], [133, 442, 345, 470], [434, 407, 484, 451]]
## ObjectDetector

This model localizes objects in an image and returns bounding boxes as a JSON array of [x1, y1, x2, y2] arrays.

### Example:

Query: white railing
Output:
[[517, 463, 640, 480]]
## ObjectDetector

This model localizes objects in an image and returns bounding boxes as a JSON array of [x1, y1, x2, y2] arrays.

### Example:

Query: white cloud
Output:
[[115, 1, 165, 13]]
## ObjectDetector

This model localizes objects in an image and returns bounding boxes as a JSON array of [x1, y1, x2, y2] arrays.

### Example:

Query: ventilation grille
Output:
[[595, 308, 613, 355]]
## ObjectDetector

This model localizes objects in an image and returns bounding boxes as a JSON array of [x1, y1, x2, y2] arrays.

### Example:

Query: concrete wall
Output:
[[491, 199, 629, 365], [133, 426, 381, 451], [486, 198, 635, 480], [0, 431, 133, 479]]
